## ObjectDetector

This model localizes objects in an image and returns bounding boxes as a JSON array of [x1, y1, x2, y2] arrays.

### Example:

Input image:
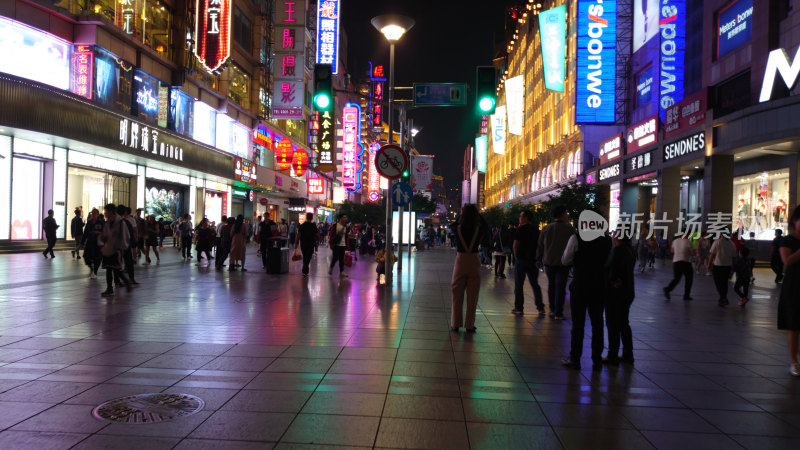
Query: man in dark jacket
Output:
[[42, 209, 59, 258], [536, 205, 576, 320], [605, 235, 637, 365], [561, 216, 612, 371], [512, 210, 544, 316], [70, 208, 84, 259]]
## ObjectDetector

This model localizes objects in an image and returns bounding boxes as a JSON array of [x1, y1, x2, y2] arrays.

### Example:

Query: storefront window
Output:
[[233, 8, 252, 52], [145, 184, 184, 221], [193, 101, 217, 146], [67, 166, 131, 226], [169, 90, 194, 137], [11, 157, 42, 240], [733, 170, 790, 240], [141, 0, 172, 58], [228, 65, 250, 109]]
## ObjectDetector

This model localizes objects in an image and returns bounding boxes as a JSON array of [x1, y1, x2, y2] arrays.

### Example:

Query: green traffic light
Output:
[[314, 93, 330, 109], [402, 170, 409, 177], [478, 97, 495, 113]]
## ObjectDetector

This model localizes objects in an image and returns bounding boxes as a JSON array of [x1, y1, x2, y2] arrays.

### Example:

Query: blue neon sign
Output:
[[316, 0, 341, 74], [539, 5, 566, 92], [659, 0, 685, 120], [475, 135, 487, 173], [576, 0, 617, 124], [717, 0, 753, 59]]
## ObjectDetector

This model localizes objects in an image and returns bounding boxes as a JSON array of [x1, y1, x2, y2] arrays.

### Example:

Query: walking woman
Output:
[[229, 215, 248, 272], [778, 206, 800, 376], [195, 218, 214, 265], [604, 233, 637, 365], [143, 215, 160, 264], [82, 208, 104, 279], [450, 204, 489, 333]]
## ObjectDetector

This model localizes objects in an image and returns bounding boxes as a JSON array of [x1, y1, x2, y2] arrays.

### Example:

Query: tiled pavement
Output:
[[0, 244, 798, 449]]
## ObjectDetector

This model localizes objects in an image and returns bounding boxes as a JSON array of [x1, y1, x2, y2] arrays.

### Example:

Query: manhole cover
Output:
[[92, 393, 204, 423]]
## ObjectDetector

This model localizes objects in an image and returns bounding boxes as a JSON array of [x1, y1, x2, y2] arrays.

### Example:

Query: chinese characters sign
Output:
[[72, 45, 93, 99], [253, 124, 273, 150], [119, 118, 183, 162], [411, 155, 434, 192], [626, 151, 653, 172], [292, 148, 308, 176], [116, 0, 137, 35], [626, 114, 658, 154], [316, 110, 336, 172], [368, 142, 381, 202], [664, 88, 706, 139], [599, 133, 623, 165], [276, 138, 293, 171], [194, 0, 233, 72], [273, 0, 306, 119], [342, 103, 360, 190], [316, 0, 341, 74], [234, 156, 256, 183]]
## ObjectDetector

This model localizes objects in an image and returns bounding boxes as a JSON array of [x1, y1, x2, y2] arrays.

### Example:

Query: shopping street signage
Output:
[[664, 131, 705, 162], [316, 0, 341, 73], [119, 118, 183, 162], [627, 151, 653, 172], [626, 114, 658, 154], [760, 46, 800, 103], [598, 133, 623, 165], [664, 88, 706, 138], [194, 0, 233, 72], [659, 0, 685, 119], [598, 162, 621, 181], [575, 0, 617, 124]]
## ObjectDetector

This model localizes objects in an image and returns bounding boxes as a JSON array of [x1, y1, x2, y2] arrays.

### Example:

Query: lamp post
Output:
[[371, 14, 414, 285]]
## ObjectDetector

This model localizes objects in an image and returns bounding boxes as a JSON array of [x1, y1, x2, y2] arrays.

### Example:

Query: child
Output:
[[375, 248, 397, 281], [734, 246, 754, 306]]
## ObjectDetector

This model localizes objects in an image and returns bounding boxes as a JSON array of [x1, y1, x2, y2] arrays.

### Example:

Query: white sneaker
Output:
[[791, 364, 800, 377], [90, 272, 97, 280], [88, 270, 93, 278]]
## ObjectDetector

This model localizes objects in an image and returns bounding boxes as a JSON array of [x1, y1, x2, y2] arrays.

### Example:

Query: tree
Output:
[[482, 205, 505, 229], [410, 194, 437, 215], [542, 181, 607, 225], [335, 200, 385, 225]]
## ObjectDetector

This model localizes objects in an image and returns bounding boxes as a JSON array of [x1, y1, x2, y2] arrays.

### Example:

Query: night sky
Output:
[[341, 0, 519, 189]]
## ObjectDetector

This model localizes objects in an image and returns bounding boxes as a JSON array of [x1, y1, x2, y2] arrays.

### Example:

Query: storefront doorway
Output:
[[67, 166, 131, 222], [733, 169, 789, 240], [11, 157, 43, 240], [204, 191, 226, 224]]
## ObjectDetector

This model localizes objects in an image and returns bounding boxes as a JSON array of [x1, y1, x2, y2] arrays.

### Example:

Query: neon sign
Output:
[[292, 148, 308, 177], [308, 178, 324, 195], [316, 0, 341, 74], [72, 45, 93, 99], [342, 103, 360, 190], [475, 135, 487, 173], [194, 0, 233, 72], [368, 142, 381, 202], [659, 0, 685, 120], [276, 138, 293, 171], [253, 124, 272, 149], [576, 0, 617, 124], [116, 0, 137, 35], [317, 110, 336, 172], [539, 5, 566, 92]]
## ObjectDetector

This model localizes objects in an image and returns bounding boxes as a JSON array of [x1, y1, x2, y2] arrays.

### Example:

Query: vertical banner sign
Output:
[[317, 109, 336, 171], [317, 0, 341, 74], [276, 138, 293, 170], [491, 105, 506, 154], [157, 85, 169, 128], [475, 135, 488, 173], [659, 0, 685, 120], [539, 5, 567, 92], [368, 142, 381, 202], [576, 0, 617, 124], [194, 0, 233, 72], [341, 103, 360, 189], [370, 62, 386, 128], [71, 45, 93, 99], [411, 156, 434, 192], [273, 0, 307, 119], [116, 0, 137, 35], [292, 148, 308, 176], [505, 77, 524, 136]]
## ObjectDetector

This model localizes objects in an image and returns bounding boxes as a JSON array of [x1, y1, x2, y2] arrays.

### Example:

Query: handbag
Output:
[[344, 251, 354, 267], [291, 248, 302, 261]]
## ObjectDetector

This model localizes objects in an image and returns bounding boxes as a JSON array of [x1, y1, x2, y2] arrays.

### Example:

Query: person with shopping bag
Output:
[[328, 214, 350, 277], [295, 213, 320, 276]]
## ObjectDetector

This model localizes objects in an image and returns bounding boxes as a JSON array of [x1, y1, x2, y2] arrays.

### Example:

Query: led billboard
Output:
[[539, 5, 566, 92], [576, 0, 617, 124]]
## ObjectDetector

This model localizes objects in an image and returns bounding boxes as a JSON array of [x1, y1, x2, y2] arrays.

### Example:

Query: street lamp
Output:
[[372, 14, 414, 285]]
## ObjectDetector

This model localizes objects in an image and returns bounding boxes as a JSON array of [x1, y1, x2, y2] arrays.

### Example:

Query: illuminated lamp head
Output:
[[479, 97, 496, 113]]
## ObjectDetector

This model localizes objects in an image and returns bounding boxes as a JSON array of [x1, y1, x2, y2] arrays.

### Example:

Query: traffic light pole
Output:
[[384, 42, 395, 284], [397, 104, 405, 273]]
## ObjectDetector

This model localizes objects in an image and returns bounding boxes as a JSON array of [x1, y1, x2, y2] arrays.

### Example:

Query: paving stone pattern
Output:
[[0, 245, 798, 449]]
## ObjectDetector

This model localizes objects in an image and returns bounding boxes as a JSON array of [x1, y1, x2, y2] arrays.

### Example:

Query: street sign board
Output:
[[375, 144, 408, 180], [413, 83, 467, 107], [392, 182, 413, 207]]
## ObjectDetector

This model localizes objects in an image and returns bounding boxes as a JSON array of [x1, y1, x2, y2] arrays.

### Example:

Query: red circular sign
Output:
[[259, 198, 268, 206], [375, 144, 408, 180]]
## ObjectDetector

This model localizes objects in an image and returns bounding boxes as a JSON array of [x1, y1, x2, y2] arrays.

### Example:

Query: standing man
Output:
[[296, 213, 320, 276], [707, 230, 737, 306], [42, 209, 59, 258], [328, 214, 349, 277], [178, 214, 194, 259], [663, 231, 696, 301], [121, 206, 138, 285], [536, 205, 576, 320], [70, 208, 84, 259], [259, 214, 278, 269], [561, 213, 613, 371], [134, 208, 146, 260], [512, 210, 544, 316], [100, 203, 130, 297], [772, 229, 785, 283]]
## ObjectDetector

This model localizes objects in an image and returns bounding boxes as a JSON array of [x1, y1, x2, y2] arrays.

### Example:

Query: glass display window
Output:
[[94, 47, 134, 114], [169, 90, 194, 137], [145, 184, 184, 222], [11, 157, 42, 240], [228, 65, 250, 109], [67, 166, 132, 226], [141, 0, 172, 58], [732, 169, 789, 240]]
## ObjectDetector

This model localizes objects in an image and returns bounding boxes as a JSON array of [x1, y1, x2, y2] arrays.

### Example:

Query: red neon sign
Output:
[[372, 65, 384, 78], [72, 45, 93, 99], [194, 0, 233, 72], [368, 142, 380, 202], [308, 177, 324, 195], [342, 104, 359, 189], [276, 139, 293, 171], [292, 148, 308, 176]]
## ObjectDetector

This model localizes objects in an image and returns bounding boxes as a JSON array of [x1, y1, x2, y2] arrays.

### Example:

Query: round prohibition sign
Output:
[[375, 144, 409, 180]]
